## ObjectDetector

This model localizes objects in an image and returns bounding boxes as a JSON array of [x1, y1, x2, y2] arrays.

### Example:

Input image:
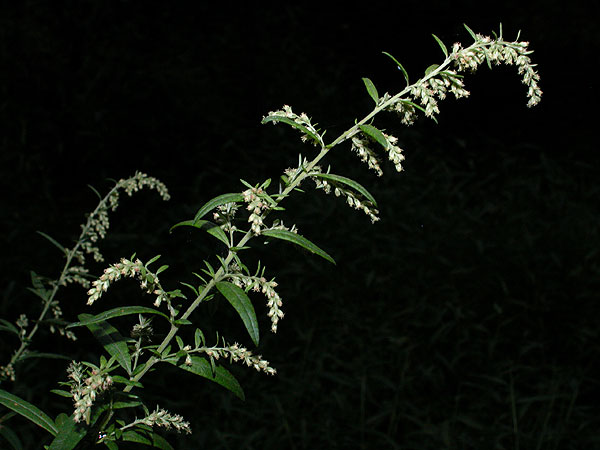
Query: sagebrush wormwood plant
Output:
[[0, 25, 541, 448]]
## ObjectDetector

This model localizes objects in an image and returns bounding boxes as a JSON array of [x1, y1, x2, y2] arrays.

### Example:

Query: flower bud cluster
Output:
[[312, 177, 380, 223], [67, 361, 113, 424], [61, 265, 91, 288], [265, 104, 321, 146], [87, 257, 169, 309], [205, 342, 276, 375], [243, 187, 270, 235], [383, 133, 406, 173], [213, 202, 239, 233], [231, 274, 284, 332], [351, 136, 383, 176], [139, 407, 192, 434], [451, 34, 542, 107]]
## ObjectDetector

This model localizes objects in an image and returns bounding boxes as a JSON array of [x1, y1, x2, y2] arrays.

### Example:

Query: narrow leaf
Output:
[[463, 23, 477, 41], [191, 193, 244, 224], [361, 77, 379, 103], [36, 231, 67, 256], [68, 307, 168, 329], [359, 124, 389, 149], [431, 34, 448, 57], [261, 229, 335, 265], [312, 173, 378, 206], [19, 352, 71, 361], [170, 219, 229, 247], [81, 314, 132, 375], [0, 424, 21, 450], [0, 388, 58, 436], [0, 319, 20, 336], [382, 51, 409, 84], [166, 355, 245, 400], [215, 282, 259, 346]]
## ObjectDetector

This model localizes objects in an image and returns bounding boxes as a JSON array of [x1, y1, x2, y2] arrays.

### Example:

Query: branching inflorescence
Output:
[[0, 25, 541, 448]]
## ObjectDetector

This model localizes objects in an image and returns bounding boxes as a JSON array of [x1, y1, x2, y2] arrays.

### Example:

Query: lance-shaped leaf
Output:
[[261, 115, 320, 145], [122, 430, 174, 450], [36, 231, 67, 256], [261, 229, 335, 265], [192, 193, 244, 224], [68, 307, 169, 329], [312, 173, 378, 206], [431, 34, 448, 58], [359, 124, 388, 149], [165, 355, 245, 400], [80, 314, 132, 375], [382, 51, 409, 85], [362, 77, 379, 104], [0, 389, 58, 437], [215, 282, 259, 346], [170, 219, 229, 247], [47, 414, 87, 450]]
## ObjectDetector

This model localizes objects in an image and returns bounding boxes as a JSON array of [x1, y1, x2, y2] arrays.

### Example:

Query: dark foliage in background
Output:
[[1, 1, 598, 448]]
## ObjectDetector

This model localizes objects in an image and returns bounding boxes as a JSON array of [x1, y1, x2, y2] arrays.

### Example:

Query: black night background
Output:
[[1, 1, 598, 448]]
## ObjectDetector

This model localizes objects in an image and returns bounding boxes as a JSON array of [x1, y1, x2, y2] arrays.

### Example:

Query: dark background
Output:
[[1, 1, 599, 448]]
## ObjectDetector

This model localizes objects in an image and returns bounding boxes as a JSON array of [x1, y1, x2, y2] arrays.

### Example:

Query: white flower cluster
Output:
[[87, 257, 169, 309], [205, 342, 276, 375], [265, 104, 322, 146], [138, 407, 192, 434], [242, 187, 270, 235], [67, 361, 113, 424], [72, 172, 170, 267], [231, 274, 284, 332], [351, 135, 383, 176], [313, 176, 380, 223], [451, 34, 542, 107]]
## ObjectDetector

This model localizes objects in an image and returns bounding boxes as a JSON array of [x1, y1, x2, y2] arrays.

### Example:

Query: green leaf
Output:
[[36, 231, 67, 256], [68, 307, 168, 329], [122, 430, 174, 449], [261, 229, 335, 265], [260, 115, 320, 144], [382, 51, 409, 84], [166, 355, 245, 400], [81, 314, 132, 375], [19, 351, 71, 361], [0, 319, 19, 336], [463, 23, 477, 41], [0, 388, 58, 436], [0, 423, 22, 450], [312, 173, 378, 206], [47, 415, 87, 450], [358, 124, 388, 149], [425, 63, 439, 76], [170, 219, 229, 247], [191, 193, 244, 225], [215, 282, 259, 346], [361, 77, 379, 104], [50, 389, 72, 398], [431, 34, 448, 58]]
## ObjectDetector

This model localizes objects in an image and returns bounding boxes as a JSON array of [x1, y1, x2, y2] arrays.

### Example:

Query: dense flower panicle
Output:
[[205, 342, 276, 375], [265, 104, 322, 146], [351, 136, 383, 176], [86, 257, 170, 310], [382, 133, 405, 173], [67, 361, 113, 424], [243, 186, 271, 235], [451, 34, 542, 107], [231, 273, 284, 332], [312, 175, 380, 223], [139, 407, 192, 434]]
